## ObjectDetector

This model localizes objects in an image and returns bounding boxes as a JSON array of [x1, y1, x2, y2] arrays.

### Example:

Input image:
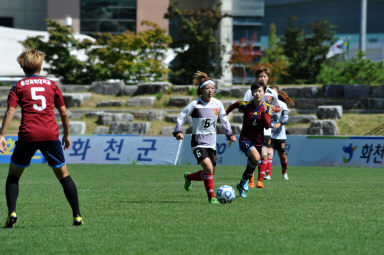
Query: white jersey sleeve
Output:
[[242, 89, 253, 101], [271, 100, 289, 140], [217, 100, 233, 138], [173, 100, 196, 135]]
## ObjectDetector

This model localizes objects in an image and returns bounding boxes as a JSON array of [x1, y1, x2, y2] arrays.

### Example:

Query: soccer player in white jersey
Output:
[[264, 86, 295, 180], [241, 66, 279, 189], [173, 71, 237, 204]]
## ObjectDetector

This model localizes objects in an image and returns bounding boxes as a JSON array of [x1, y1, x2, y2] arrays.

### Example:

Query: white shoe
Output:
[[264, 175, 271, 180], [283, 173, 289, 180]]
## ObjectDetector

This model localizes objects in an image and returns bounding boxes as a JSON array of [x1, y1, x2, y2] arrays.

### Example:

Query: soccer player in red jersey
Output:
[[0, 49, 83, 228], [242, 66, 277, 189], [226, 81, 271, 197]]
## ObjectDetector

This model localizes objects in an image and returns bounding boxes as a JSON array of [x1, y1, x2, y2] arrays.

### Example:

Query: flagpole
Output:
[[360, 0, 367, 55]]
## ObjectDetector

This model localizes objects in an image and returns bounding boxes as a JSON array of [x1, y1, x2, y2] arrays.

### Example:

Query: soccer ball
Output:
[[216, 185, 236, 204]]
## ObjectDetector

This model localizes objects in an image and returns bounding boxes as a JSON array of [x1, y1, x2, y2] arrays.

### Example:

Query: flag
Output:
[[326, 39, 346, 58]]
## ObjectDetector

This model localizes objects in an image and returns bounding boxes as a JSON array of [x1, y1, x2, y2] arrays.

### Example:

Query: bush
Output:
[[317, 51, 384, 85]]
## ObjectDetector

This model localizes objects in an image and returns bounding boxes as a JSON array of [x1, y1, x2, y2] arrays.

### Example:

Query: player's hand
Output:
[[62, 135, 71, 150], [176, 133, 184, 140], [0, 135, 6, 154], [227, 135, 237, 148], [273, 123, 282, 129]]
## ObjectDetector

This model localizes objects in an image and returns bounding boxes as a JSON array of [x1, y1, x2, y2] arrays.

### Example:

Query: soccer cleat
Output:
[[256, 181, 264, 189], [249, 174, 255, 189], [236, 183, 247, 198], [243, 180, 249, 191], [184, 172, 192, 191], [264, 175, 272, 180], [73, 216, 84, 226], [4, 212, 17, 229], [209, 198, 220, 204], [283, 173, 289, 180]]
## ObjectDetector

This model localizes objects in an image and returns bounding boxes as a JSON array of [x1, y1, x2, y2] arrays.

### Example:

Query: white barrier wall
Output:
[[1, 135, 384, 167]]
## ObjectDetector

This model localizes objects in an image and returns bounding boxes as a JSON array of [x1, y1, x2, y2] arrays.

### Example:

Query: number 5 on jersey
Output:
[[31, 87, 46, 111]]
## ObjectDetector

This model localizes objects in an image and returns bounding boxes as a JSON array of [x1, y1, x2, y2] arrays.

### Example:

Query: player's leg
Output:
[[200, 157, 218, 204], [277, 140, 288, 180], [237, 143, 260, 197], [52, 165, 83, 225], [4, 164, 25, 228], [279, 151, 288, 180], [183, 148, 206, 191], [264, 146, 274, 180], [4, 140, 36, 228], [41, 140, 83, 225], [256, 145, 267, 188]]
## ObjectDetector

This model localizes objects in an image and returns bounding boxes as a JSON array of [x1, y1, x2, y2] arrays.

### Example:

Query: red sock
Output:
[[266, 159, 272, 176], [188, 170, 203, 181], [203, 173, 214, 200], [281, 160, 287, 174], [258, 160, 267, 181]]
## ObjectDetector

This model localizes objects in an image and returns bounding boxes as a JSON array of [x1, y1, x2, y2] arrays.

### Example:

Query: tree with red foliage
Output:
[[228, 33, 262, 84]]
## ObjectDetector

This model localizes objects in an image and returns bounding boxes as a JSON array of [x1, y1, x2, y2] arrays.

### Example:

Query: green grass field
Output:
[[0, 164, 383, 255]]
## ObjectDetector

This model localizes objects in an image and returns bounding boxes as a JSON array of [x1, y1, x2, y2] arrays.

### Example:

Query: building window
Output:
[[0, 17, 13, 28], [81, 0, 136, 35]]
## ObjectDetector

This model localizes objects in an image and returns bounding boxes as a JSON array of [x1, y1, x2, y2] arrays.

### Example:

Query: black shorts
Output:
[[11, 139, 66, 168], [193, 148, 216, 166], [263, 135, 272, 148], [271, 138, 286, 153]]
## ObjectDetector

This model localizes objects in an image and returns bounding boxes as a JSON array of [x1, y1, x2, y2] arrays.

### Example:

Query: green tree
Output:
[[164, 1, 229, 84], [281, 17, 336, 84], [317, 51, 384, 84], [22, 20, 171, 84], [90, 21, 172, 83], [22, 20, 95, 84], [260, 23, 288, 84]]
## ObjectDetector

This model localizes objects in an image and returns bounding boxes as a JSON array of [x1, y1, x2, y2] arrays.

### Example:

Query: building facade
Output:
[[260, 0, 384, 61]]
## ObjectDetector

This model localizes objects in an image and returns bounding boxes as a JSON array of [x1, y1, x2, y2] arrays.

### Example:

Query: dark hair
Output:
[[250, 81, 267, 92], [270, 85, 295, 107]]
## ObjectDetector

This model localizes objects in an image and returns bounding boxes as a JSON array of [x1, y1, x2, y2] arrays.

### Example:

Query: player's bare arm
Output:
[[58, 105, 71, 150], [0, 106, 16, 153]]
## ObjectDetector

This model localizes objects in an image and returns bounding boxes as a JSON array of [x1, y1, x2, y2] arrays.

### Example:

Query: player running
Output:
[[264, 86, 295, 180], [0, 49, 83, 228], [226, 81, 272, 197], [228, 66, 278, 189], [173, 71, 237, 204]]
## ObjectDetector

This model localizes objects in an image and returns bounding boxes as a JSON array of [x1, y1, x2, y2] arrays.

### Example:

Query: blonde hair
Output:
[[17, 49, 45, 76], [193, 71, 212, 96]]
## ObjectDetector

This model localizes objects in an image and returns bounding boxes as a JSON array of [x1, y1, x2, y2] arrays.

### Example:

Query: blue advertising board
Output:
[[1, 135, 383, 167], [178, 135, 384, 168]]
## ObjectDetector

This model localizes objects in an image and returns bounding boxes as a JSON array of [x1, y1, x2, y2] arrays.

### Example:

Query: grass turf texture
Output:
[[0, 164, 383, 255]]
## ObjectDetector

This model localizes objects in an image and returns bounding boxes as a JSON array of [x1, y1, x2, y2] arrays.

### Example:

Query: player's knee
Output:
[[261, 152, 268, 160], [53, 165, 69, 180]]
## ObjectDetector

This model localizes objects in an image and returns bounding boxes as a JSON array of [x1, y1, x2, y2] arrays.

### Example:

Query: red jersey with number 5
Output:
[[7, 75, 65, 141]]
